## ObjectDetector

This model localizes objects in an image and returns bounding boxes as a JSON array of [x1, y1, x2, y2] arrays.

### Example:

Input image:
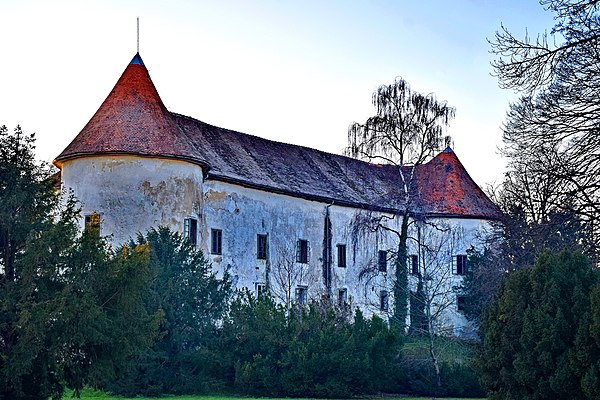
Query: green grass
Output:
[[64, 388, 485, 400]]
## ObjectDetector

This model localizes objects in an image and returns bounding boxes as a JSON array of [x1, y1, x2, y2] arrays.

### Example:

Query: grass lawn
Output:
[[65, 388, 485, 400]]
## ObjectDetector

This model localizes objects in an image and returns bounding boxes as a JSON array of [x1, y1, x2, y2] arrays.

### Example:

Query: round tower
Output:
[[54, 54, 206, 246]]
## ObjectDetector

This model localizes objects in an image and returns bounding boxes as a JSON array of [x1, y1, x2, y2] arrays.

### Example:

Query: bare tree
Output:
[[347, 77, 455, 330], [408, 220, 467, 391], [270, 242, 315, 310], [491, 0, 600, 258]]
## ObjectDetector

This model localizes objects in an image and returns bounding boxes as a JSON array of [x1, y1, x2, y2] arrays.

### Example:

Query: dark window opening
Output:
[[378, 250, 387, 272], [337, 244, 347, 268], [338, 288, 348, 306], [184, 218, 198, 246], [257, 234, 268, 260], [296, 286, 308, 305], [84, 212, 101, 234], [211, 229, 222, 254], [457, 295, 466, 312], [380, 290, 389, 311], [409, 254, 419, 275], [255, 283, 266, 297], [296, 239, 309, 263], [455, 254, 468, 275]]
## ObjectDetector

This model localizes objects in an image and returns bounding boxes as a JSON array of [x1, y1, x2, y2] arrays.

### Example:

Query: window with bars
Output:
[[257, 234, 268, 259], [211, 229, 222, 254], [337, 244, 347, 268], [296, 239, 309, 263], [184, 218, 198, 246], [378, 250, 387, 272]]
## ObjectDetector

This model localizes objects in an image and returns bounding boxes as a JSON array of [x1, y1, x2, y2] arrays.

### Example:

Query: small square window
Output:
[[337, 244, 347, 268], [380, 290, 389, 311], [296, 286, 308, 305], [409, 254, 418, 275], [84, 212, 101, 233], [296, 239, 309, 263], [255, 283, 267, 297], [257, 234, 268, 260], [378, 250, 387, 272], [338, 288, 348, 306], [455, 254, 468, 275], [211, 229, 222, 254], [184, 218, 198, 246]]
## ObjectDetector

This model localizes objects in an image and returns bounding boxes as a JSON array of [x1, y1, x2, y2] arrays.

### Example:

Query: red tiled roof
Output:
[[54, 54, 204, 167], [55, 54, 502, 221]]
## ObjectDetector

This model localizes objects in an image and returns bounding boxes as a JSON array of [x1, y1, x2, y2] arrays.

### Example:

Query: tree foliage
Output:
[[479, 250, 600, 399], [217, 294, 403, 398], [0, 125, 158, 400], [106, 227, 232, 396]]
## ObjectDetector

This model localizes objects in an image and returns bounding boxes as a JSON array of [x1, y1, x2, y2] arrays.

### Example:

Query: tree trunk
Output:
[[392, 211, 409, 332]]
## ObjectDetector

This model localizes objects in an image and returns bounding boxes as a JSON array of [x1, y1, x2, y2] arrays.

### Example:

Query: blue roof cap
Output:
[[443, 146, 454, 153], [130, 53, 145, 66]]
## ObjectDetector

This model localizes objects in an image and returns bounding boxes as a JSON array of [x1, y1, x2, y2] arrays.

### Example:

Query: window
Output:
[[337, 244, 347, 268], [457, 295, 466, 312], [338, 288, 348, 306], [380, 290, 389, 311], [255, 283, 266, 297], [454, 254, 468, 275], [378, 250, 387, 272], [257, 234, 268, 259], [184, 218, 198, 246], [409, 254, 419, 275], [296, 286, 308, 305], [211, 229, 222, 254], [84, 212, 101, 233], [296, 239, 309, 263]]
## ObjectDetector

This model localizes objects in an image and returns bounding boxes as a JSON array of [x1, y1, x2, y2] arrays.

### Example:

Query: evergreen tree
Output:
[[480, 250, 600, 399], [0, 125, 157, 400]]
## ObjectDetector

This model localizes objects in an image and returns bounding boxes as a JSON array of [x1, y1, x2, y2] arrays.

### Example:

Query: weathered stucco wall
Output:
[[201, 180, 493, 331], [61, 155, 204, 246]]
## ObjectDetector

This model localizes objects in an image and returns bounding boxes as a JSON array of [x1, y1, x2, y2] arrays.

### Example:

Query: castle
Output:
[[54, 53, 501, 336]]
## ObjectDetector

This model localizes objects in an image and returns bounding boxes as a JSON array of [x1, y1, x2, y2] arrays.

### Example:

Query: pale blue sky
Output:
[[0, 0, 556, 186]]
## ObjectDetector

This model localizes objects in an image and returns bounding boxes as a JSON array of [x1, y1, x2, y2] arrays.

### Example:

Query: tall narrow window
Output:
[[184, 218, 198, 246], [211, 229, 222, 254], [380, 290, 389, 311], [457, 295, 466, 312], [337, 244, 347, 268], [257, 234, 268, 260], [338, 288, 348, 306], [409, 254, 419, 275], [84, 212, 101, 234], [296, 239, 309, 263], [378, 250, 387, 272], [296, 286, 308, 305], [454, 254, 468, 275]]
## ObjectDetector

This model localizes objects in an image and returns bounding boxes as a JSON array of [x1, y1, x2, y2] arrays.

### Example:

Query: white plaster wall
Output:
[[204, 180, 398, 318], [203, 180, 493, 335], [61, 155, 204, 246]]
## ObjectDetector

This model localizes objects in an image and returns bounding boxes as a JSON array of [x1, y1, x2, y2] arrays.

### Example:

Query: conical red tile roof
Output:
[[54, 53, 204, 167], [412, 148, 502, 219]]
